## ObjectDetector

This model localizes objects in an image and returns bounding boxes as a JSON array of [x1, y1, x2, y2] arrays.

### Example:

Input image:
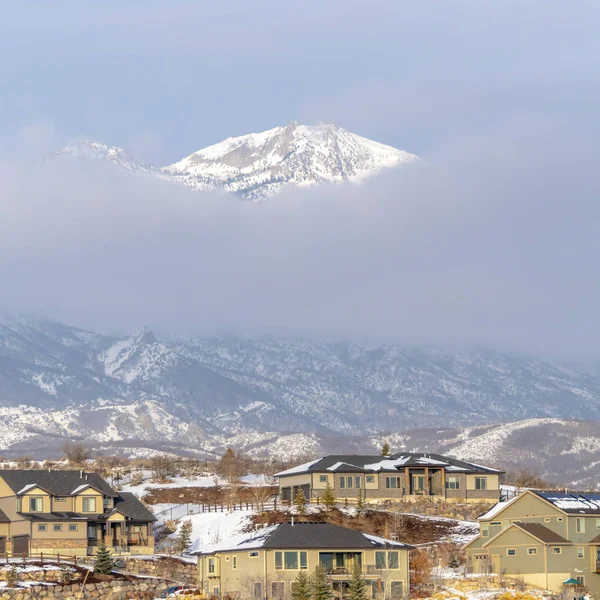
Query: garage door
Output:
[[12, 535, 29, 557]]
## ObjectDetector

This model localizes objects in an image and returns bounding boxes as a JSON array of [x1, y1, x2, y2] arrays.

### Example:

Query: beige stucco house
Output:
[[276, 453, 501, 505], [465, 490, 600, 594], [192, 521, 413, 600], [0, 469, 156, 556]]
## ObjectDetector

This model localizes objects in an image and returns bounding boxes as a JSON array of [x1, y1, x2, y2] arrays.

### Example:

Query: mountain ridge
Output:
[[55, 122, 419, 199]]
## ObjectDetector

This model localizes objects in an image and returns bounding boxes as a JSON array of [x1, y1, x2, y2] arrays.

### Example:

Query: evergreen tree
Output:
[[93, 543, 115, 574], [294, 488, 307, 516], [322, 481, 336, 511], [348, 562, 367, 600], [175, 519, 193, 554], [312, 564, 333, 600], [355, 485, 365, 515], [381, 441, 391, 456], [292, 570, 311, 600]]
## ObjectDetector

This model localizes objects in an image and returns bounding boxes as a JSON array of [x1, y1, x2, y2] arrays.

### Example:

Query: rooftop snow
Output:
[[17, 484, 38, 495], [189, 525, 278, 555], [478, 495, 521, 520], [275, 458, 322, 477]]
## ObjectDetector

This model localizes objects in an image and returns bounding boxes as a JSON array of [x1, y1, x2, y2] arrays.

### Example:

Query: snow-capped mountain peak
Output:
[[163, 121, 419, 199], [55, 139, 152, 173], [54, 123, 419, 199]]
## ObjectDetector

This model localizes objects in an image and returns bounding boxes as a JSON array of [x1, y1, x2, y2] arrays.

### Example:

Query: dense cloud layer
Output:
[[1, 117, 599, 358]]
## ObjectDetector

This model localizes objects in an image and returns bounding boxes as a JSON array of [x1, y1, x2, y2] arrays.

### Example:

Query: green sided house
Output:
[[0, 469, 156, 556], [276, 453, 502, 505], [192, 521, 413, 600], [465, 490, 600, 594]]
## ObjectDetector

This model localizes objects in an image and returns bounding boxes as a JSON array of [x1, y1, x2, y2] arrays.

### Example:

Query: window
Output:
[[55, 497, 67, 503], [388, 552, 399, 569], [300, 551, 307, 570], [208, 558, 216, 574], [340, 477, 345, 489], [385, 477, 400, 489], [481, 525, 489, 538], [347, 476, 353, 489], [527, 548, 537, 555], [69, 524, 78, 532], [232, 556, 237, 570], [596, 518, 600, 529], [502, 520, 509, 530], [213, 588, 220, 597], [275, 552, 283, 570], [490, 521, 501, 526], [376, 551, 386, 569], [82, 497, 96, 512], [38, 524, 47, 532], [576, 577, 585, 586], [16, 498, 21, 512], [576, 518, 585, 533], [253, 583, 262, 598], [445, 477, 460, 490], [390, 581, 404, 599], [272, 583, 285, 598], [557, 517, 563, 522], [507, 549, 516, 556], [29, 497, 43, 512], [355, 476, 361, 489], [577, 547, 584, 559], [366, 475, 375, 484], [475, 477, 487, 490], [319, 475, 328, 483], [53, 524, 63, 532], [249, 551, 259, 558], [553, 547, 561, 554], [103, 498, 111, 508], [132, 525, 141, 533], [284, 551, 299, 570], [544, 518, 551, 523]]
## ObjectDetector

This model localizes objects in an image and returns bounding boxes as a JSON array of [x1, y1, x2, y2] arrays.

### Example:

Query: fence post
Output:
[[57, 553, 60, 565]]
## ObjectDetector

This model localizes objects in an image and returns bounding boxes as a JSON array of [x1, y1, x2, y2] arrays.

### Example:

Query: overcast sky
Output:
[[1, 1, 600, 358]]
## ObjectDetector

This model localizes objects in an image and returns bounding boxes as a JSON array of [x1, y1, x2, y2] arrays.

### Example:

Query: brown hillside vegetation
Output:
[[142, 485, 278, 505], [246, 508, 476, 546]]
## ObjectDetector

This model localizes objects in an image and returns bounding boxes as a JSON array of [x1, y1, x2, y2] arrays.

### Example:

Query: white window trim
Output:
[[527, 548, 537, 555]]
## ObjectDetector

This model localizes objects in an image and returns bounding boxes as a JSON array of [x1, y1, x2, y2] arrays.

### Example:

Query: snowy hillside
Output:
[[55, 123, 419, 199], [1, 314, 600, 484]]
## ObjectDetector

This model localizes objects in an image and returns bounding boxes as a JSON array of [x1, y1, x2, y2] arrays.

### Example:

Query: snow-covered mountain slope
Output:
[[2, 314, 600, 486], [54, 140, 153, 173], [162, 122, 418, 199], [55, 123, 419, 199]]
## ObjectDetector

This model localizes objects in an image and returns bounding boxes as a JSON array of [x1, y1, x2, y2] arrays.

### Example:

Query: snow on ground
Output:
[[121, 474, 226, 496], [170, 509, 256, 552], [240, 473, 275, 486]]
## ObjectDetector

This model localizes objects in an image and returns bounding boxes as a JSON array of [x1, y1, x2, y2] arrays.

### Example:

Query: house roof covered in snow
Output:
[[533, 490, 600, 515], [276, 453, 501, 478], [191, 522, 414, 555]]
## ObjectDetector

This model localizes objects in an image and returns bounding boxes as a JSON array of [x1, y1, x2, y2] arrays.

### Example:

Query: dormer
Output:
[[71, 483, 104, 514], [16, 484, 52, 513]]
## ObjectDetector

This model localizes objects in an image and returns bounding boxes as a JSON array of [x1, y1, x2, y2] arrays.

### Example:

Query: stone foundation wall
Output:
[[0, 578, 171, 598], [122, 556, 198, 585]]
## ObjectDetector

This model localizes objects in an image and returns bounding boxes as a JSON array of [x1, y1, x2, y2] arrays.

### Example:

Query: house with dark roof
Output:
[[464, 489, 600, 594], [275, 453, 502, 505], [0, 470, 156, 557], [191, 521, 413, 600]]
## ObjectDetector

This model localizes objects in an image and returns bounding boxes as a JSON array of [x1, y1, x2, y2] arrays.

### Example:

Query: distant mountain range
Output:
[[55, 122, 419, 199], [1, 314, 600, 487]]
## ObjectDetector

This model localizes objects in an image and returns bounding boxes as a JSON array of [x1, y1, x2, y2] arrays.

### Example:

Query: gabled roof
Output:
[[275, 453, 501, 477], [482, 521, 571, 548], [191, 522, 413, 555], [478, 494, 522, 521], [110, 493, 157, 522], [0, 470, 118, 498], [512, 522, 571, 544]]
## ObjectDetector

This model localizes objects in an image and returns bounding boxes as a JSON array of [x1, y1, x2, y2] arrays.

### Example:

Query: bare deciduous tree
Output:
[[61, 442, 90, 465]]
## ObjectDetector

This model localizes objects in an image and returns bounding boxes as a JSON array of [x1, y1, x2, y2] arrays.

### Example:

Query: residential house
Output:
[[0, 469, 156, 556], [465, 490, 600, 594], [192, 521, 413, 600], [276, 453, 501, 505]]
